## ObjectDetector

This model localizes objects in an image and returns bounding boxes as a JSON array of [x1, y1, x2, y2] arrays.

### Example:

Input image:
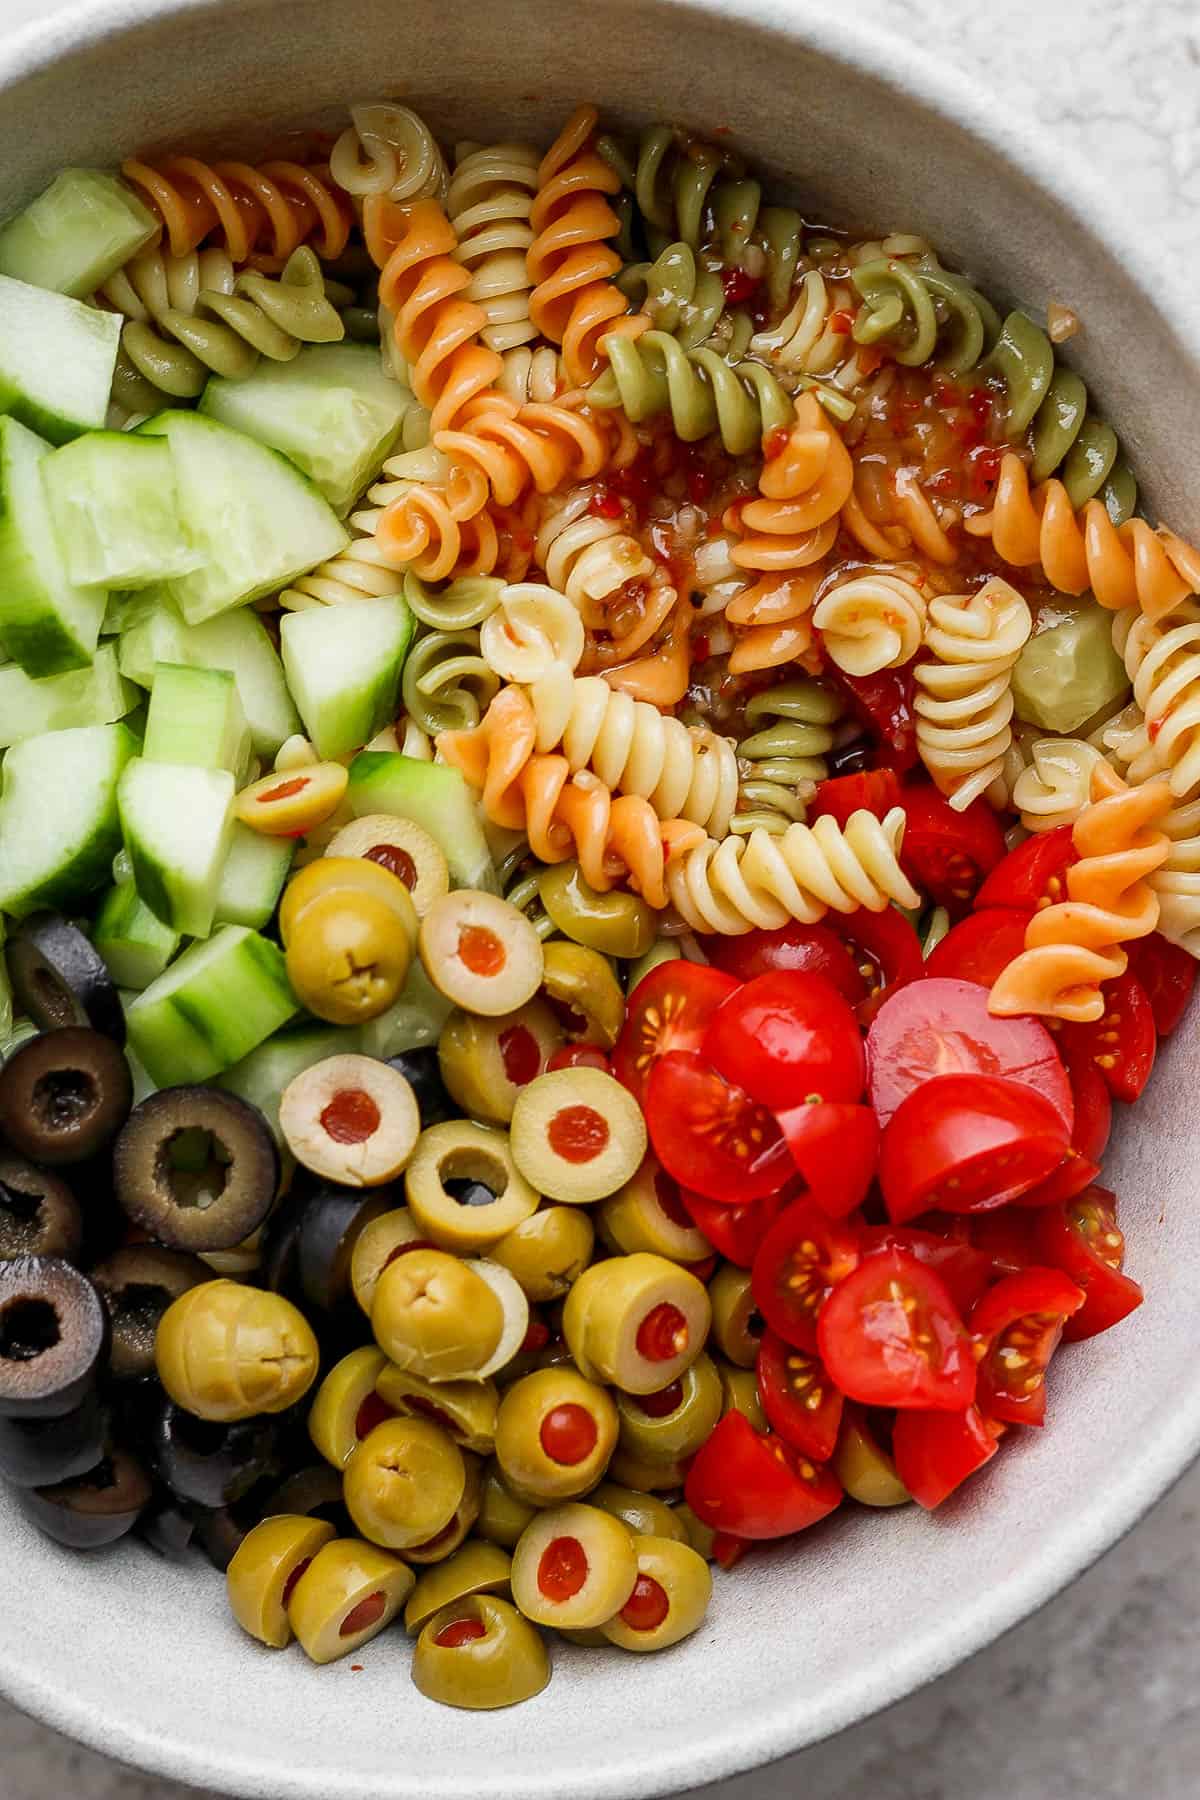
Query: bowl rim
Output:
[[1, 3, 1198, 1796]]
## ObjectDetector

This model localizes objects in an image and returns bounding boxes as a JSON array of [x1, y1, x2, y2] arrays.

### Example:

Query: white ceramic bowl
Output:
[[1, 2, 1197, 1795]]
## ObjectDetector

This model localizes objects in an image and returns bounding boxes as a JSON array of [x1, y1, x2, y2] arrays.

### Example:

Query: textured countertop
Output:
[[2, 1, 1199, 1797]]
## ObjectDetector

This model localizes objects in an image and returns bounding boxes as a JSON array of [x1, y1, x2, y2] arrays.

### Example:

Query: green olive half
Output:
[[406, 1453, 483, 1564], [615, 1352, 723, 1462], [600, 1534, 712, 1652], [490, 1205, 595, 1303], [405, 1540, 513, 1635], [716, 1358, 767, 1432], [376, 1364, 499, 1456], [287, 1537, 414, 1664], [832, 1406, 911, 1506], [226, 1514, 335, 1649], [708, 1264, 763, 1369], [598, 1156, 711, 1264], [412, 1594, 549, 1710], [563, 1254, 711, 1394], [307, 1346, 391, 1470], [405, 1121, 539, 1254], [538, 863, 656, 959], [539, 940, 625, 1047], [476, 1457, 537, 1548], [437, 1002, 561, 1125]]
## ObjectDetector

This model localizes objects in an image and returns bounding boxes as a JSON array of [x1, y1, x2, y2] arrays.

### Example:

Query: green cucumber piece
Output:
[[0, 921, 11, 1041], [43, 432, 199, 589], [142, 662, 250, 775], [346, 752, 497, 891], [0, 169, 157, 298], [214, 823, 295, 930], [118, 600, 301, 757], [102, 589, 158, 635], [0, 722, 136, 917], [200, 343, 412, 513], [280, 595, 413, 759], [118, 758, 235, 938], [138, 411, 348, 623], [0, 644, 134, 746], [0, 274, 119, 444], [219, 1021, 351, 1144], [126, 924, 298, 1087], [357, 958, 454, 1059], [93, 880, 181, 990], [0, 416, 108, 676]]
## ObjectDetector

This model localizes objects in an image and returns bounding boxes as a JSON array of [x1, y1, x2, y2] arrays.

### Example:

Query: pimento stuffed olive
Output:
[[283, 863, 416, 1027], [375, 1364, 499, 1456], [510, 1501, 638, 1630], [437, 1002, 561, 1126], [598, 1157, 713, 1265], [600, 1535, 712, 1652], [494, 1367, 618, 1503], [343, 1416, 466, 1552], [614, 1353, 723, 1463], [279, 1054, 420, 1187], [286, 1537, 414, 1665], [371, 1249, 527, 1383], [708, 1264, 765, 1369], [411, 1594, 549, 1710], [226, 1514, 337, 1649], [404, 1540, 513, 1636], [490, 1205, 596, 1304], [420, 891, 544, 1017], [510, 1068, 647, 1204], [325, 813, 450, 917], [563, 1254, 711, 1395], [349, 1207, 431, 1316], [307, 1347, 393, 1470]]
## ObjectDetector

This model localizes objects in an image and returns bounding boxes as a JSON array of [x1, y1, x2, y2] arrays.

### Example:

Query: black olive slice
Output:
[[89, 1245, 210, 1380], [150, 1398, 286, 1509], [0, 1156, 81, 1262], [262, 1462, 351, 1533], [137, 1496, 198, 1560], [386, 1048, 453, 1127], [190, 1496, 262, 1572], [113, 1088, 279, 1252], [17, 1447, 152, 1549], [0, 1257, 107, 1419], [0, 1029, 133, 1166], [0, 1387, 107, 1487], [296, 1181, 393, 1313], [7, 913, 125, 1044]]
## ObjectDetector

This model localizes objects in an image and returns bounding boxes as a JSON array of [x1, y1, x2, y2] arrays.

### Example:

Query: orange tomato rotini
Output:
[[121, 156, 351, 264]]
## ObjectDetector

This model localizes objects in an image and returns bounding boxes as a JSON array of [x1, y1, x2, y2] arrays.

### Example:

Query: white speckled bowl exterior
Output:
[[0, 2, 1197, 1795]]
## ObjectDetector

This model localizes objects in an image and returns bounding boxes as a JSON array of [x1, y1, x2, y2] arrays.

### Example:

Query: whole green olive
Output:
[[371, 1248, 504, 1380], [155, 1280, 319, 1422], [563, 1253, 711, 1394], [412, 1594, 549, 1710], [344, 1416, 466, 1551], [538, 862, 656, 959], [490, 1205, 596, 1303], [615, 1352, 723, 1462], [279, 855, 419, 948], [406, 1453, 484, 1565], [539, 940, 625, 1047], [285, 888, 413, 1026], [494, 1366, 617, 1503]]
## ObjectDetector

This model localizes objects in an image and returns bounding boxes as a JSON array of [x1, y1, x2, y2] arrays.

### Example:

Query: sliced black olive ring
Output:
[[405, 1120, 539, 1255], [510, 1068, 647, 1205], [294, 1182, 394, 1314], [437, 1000, 561, 1126], [419, 891, 544, 1018], [0, 1387, 107, 1488], [150, 1397, 286, 1509], [279, 1054, 421, 1189], [510, 1501, 638, 1630], [7, 912, 124, 1043], [286, 1537, 415, 1664], [227, 1513, 337, 1648], [0, 1028, 132, 1166], [0, 1256, 107, 1420], [0, 1156, 81, 1264], [17, 1447, 152, 1550], [89, 1244, 210, 1381], [385, 1047, 454, 1129], [113, 1088, 278, 1252]]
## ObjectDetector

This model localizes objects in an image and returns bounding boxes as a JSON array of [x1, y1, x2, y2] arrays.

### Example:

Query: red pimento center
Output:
[[499, 1024, 540, 1086], [257, 775, 309, 804], [365, 843, 417, 889], [434, 1617, 488, 1649], [548, 1104, 609, 1165], [537, 1535, 589, 1602], [539, 1402, 598, 1466], [637, 1302, 689, 1363], [653, 1170, 693, 1232], [632, 1379, 683, 1419], [280, 1556, 313, 1610], [620, 1574, 670, 1633], [339, 1591, 386, 1637], [458, 924, 506, 977], [354, 1391, 396, 1441], [320, 1088, 381, 1145]]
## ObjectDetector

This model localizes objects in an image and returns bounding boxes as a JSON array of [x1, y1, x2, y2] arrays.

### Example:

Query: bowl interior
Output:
[[0, 3, 1197, 1797]]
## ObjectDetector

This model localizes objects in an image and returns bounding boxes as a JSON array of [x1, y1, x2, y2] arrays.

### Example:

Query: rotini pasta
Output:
[[913, 577, 1032, 810], [730, 393, 854, 577], [447, 142, 541, 353], [496, 344, 565, 405], [278, 526, 406, 610], [588, 328, 792, 456], [400, 626, 500, 733], [1011, 738, 1105, 833], [615, 241, 726, 350], [813, 570, 928, 677], [1111, 601, 1200, 796], [595, 124, 726, 257], [731, 679, 843, 834], [478, 582, 586, 684], [329, 101, 448, 205], [989, 761, 1171, 1022], [121, 155, 351, 263], [1150, 795, 1200, 955], [535, 488, 654, 609]]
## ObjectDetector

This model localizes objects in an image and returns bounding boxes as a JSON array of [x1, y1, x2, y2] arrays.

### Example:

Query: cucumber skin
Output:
[[347, 752, 498, 892], [118, 759, 235, 939], [93, 880, 180, 990], [0, 722, 136, 918], [280, 596, 414, 760], [214, 822, 295, 930], [143, 661, 250, 776], [118, 602, 300, 758], [127, 926, 298, 1087], [0, 415, 107, 677], [0, 644, 134, 747]]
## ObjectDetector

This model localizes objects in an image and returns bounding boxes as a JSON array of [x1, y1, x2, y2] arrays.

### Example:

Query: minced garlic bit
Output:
[[1047, 301, 1081, 343]]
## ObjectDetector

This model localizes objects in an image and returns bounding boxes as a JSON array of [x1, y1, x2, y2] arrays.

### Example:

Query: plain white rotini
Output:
[[535, 489, 653, 607], [1151, 795, 1200, 956], [913, 577, 1032, 811], [812, 571, 927, 676], [1012, 738, 1105, 833], [447, 142, 540, 353], [497, 343, 565, 405], [479, 583, 586, 684], [666, 806, 920, 934], [748, 270, 871, 391], [1112, 601, 1200, 796], [279, 528, 407, 609], [330, 101, 448, 203]]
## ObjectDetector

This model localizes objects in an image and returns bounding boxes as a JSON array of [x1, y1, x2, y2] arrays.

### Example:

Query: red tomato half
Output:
[[752, 1200, 860, 1351], [816, 1247, 976, 1411], [1033, 1187, 1144, 1343], [678, 1184, 789, 1269], [880, 1073, 1070, 1221], [683, 1410, 842, 1539], [1127, 933, 1196, 1037], [969, 1266, 1084, 1427], [1059, 968, 1156, 1104], [645, 1052, 792, 1203], [969, 1207, 1038, 1279], [808, 768, 902, 829], [974, 824, 1076, 911], [1007, 1152, 1101, 1209], [836, 667, 918, 771], [866, 977, 1073, 1131], [613, 962, 740, 1107], [776, 1101, 878, 1219], [892, 1405, 1002, 1508], [860, 1224, 992, 1316], [924, 908, 1032, 987], [703, 970, 865, 1111], [1062, 1040, 1112, 1163], [703, 922, 866, 1004], [898, 786, 1007, 913], [756, 1329, 844, 1462]]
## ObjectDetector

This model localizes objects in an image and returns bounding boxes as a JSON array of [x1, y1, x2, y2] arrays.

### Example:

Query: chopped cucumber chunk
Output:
[[138, 411, 348, 623], [0, 921, 10, 1041], [43, 432, 200, 589], [118, 599, 301, 757], [200, 343, 413, 513], [0, 644, 134, 746], [93, 880, 181, 990], [0, 722, 136, 917], [214, 823, 295, 930], [0, 169, 157, 298], [0, 274, 119, 444], [0, 416, 107, 675], [143, 662, 250, 776], [127, 925, 298, 1087], [220, 1021, 350, 1144], [280, 594, 414, 759], [357, 959, 455, 1058], [1012, 599, 1130, 734], [347, 752, 497, 891], [118, 758, 235, 938]]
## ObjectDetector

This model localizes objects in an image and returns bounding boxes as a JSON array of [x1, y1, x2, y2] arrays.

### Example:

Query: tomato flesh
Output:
[[969, 1266, 1084, 1426], [751, 1198, 860, 1351], [974, 824, 1076, 911], [879, 1072, 1070, 1221], [645, 1051, 793, 1202], [703, 922, 866, 1004], [703, 970, 865, 1111], [683, 1410, 842, 1539], [809, 768, 902, 828], [892, 1405, 1001, 1508], [816, 1247, 977, 1411], [898, 786, 1006, 912], [678, 1185, 789, 1268], [756, 1328, 843, 1461], [539, 1403, 598, 1465], [828, 906, 923, 1013], [860, 1224, 992, 1317], [613, 962, 740, 1106], [923, 908, 1033, 987], [1061, 1039, 1112, 1163], [1033, 1187, 1144, 1342], [1058, 968, 1156, 1103], [1127, 933, 1196, 1037], [835, 667, 918, 771], [775, 1101, 878, 1219]]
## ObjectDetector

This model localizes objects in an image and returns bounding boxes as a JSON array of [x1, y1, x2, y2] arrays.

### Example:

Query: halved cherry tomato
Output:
[[1033, 1187, 1144, 1342], [645, 1051, 792, 1202], [892, 1405, 1002, 1508], [1127, 933, 1196, 1037], [1061, 1039, 1112, 1163], [968, 1208, 1037, 1280], [808, 768, 902, 829], [756, 1328, 843, 1462], [704, 971, 865, 1111], [613, 962, 740, 1107], [1008, 1151, 1100, 1209], [969, 1266, 1084, 1426], [776, 1102, 878, 1219], [880, 1073, 1070, 1221], [860, 1224, 991, 1316], [711, 1531, 751, 1570], [1058, 967, 1156, 1104], [678, 1185, 789, 1268], [835, 667, 918, 771], [898, 786, 1006, 913], [703, 922, 866, 1004], [974, 824, 1076, 911], [924, 908, 1032, 987], [683, 1410, 842, 1539], [816, 1247, 976, 1411], [866, 977, 1073, 1131], [751, 1199, 860, 1351], [827, 906, 923, 1021]]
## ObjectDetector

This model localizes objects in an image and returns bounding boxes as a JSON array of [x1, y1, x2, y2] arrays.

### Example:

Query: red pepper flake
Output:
[[762, 426, 791, 461], [721, 267, 762, 306], [829, 308, 855, 335], [589, 486, 625, 520], [350, 1665, 364, 1673]]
